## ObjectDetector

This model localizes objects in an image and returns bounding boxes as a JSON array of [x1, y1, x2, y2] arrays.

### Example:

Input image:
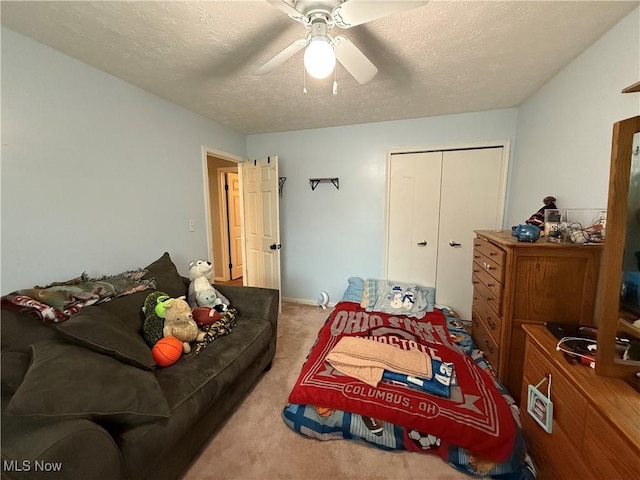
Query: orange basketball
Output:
[[152, 336, 183, 367]]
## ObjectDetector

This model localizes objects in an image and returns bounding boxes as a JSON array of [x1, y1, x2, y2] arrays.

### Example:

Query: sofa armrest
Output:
[[1, 396, 125, 480]]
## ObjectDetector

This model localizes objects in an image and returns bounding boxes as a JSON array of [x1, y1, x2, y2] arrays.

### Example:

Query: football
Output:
[[408, 429, 441, 450], [192, 306, 221, 326]]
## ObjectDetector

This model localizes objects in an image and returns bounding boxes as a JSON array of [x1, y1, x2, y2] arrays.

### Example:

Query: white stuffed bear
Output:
[[162, 296, 205, 354], [188, 260, 230, 310]]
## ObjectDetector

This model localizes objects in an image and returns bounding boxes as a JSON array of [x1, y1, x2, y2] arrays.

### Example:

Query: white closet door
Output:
[[436, 147, 504, 319], [386, 152, 442, 286]]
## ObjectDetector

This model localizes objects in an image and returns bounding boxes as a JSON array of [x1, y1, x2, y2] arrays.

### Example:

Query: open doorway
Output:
[[206, 153, 243, 284]]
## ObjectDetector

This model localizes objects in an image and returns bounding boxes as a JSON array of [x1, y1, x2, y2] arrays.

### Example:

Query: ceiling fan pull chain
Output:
[[332, 66, 338, 95], [303, 63, 307, 94]]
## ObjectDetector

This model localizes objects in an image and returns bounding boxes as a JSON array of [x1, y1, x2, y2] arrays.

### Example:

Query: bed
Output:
[[282, 278, 536, 479]]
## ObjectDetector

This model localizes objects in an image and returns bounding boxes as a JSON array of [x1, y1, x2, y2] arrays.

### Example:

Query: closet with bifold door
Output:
[[385, 145, 508, 320]]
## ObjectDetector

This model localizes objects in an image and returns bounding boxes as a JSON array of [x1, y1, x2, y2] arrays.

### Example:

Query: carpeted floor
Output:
[[183, 302, 470, 480]]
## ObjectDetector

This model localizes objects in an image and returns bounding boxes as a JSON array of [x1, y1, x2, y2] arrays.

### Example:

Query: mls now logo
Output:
[[3, 459, 63, 472]]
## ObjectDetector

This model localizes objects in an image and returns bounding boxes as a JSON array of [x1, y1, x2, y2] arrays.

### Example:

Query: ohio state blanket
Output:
[[287, 301, 516, 462]]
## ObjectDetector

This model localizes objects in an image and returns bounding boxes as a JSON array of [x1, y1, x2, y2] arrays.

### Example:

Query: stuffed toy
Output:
[[162, 296, 205, 354], [195, 289, 228, 312], [187, 260, 230, 311], [142, 291, 170, 347], [525, 195, 557, 229]]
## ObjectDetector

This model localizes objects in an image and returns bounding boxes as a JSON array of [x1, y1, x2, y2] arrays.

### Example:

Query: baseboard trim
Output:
[[282, 297, 336, 308]]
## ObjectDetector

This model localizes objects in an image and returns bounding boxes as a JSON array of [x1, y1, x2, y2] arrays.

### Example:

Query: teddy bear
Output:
[[142, 291, 170, 347], [162, 295, 206, 354], [187, 260, 230, 311]]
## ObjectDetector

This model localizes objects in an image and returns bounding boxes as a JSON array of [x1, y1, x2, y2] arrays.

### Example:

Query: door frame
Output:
[[383, 140, 511, 278], [217, 167, 240, 282], [201, 146, 245, 284]]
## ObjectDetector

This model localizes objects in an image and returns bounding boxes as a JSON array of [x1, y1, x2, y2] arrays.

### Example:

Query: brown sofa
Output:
[[1, 253, 279, 480]]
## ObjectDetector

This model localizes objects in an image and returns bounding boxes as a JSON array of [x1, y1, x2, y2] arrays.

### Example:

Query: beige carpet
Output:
[[183, 302, 469, 480]]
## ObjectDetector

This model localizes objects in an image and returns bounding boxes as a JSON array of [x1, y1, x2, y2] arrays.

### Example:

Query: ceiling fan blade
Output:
[[266, 0, 309, 25], [333, 36, 378, 84], [255, 38, 308, 76], [332, 1, 428, 28]]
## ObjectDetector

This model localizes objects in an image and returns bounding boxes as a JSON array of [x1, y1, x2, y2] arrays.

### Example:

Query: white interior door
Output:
[[227, 172, 243, 280], [435, 148, 504, 319], [386, 152, 442, 286], [239, 157, 281, 292]]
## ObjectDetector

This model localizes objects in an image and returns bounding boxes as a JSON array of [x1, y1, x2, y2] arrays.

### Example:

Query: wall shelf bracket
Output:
[[309, 177, 339, 191]]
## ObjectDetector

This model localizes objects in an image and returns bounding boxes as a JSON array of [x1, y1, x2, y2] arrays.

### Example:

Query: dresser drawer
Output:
[[522, 341, 586, 442], [471, 308, 500, 368], [473, 251, 504, 283], [582, 405, 640, 479], [471, 266, 503, 308], [472, 276, 502, 317], [472, 287, 502, 343], [473, 236, 506, 266], [521, 411, 592, 480]]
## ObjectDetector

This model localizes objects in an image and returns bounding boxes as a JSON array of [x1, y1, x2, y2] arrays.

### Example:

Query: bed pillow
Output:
[[56, 307, 154, 370], [341, 277, 365, 303], [6, 340, 169, 424]]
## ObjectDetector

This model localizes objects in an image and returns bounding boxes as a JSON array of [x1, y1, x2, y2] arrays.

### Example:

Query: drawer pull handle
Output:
[[486, 297, 492, 302], [487, 283, 494, 287], [489, 252, 496, 256], [487, 318, 496, 329], [484, 340, 493, 354]]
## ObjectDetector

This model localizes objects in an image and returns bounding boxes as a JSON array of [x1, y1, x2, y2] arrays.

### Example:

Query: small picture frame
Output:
[[527, 381, 553, 433]]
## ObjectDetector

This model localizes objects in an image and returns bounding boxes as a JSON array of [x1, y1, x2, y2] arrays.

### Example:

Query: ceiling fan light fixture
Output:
[[304, 36, 336, 79]]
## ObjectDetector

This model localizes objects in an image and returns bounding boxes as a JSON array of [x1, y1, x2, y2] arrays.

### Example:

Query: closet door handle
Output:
[[449, 241, 461, 247], [417, 241, 428, 246]]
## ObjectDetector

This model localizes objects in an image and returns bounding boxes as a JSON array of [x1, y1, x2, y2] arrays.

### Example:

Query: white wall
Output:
[[507, 7, 640, 227], [247, 110, 518, 304], [1, 27, 247, 294]]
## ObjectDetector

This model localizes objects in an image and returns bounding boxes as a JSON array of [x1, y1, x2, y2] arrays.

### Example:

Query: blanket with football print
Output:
[[286, 301, 516, 463]]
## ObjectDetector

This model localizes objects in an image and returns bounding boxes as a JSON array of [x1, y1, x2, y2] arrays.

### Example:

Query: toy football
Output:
[[152, 336, 183, 367], [192, 306, 221, 326]]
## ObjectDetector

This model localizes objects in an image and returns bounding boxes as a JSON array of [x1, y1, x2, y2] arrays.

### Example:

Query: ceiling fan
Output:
[[256, 0, 428, 84]]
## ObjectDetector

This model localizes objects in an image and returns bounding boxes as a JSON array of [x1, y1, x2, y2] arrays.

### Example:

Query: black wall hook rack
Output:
[[278, 177, 286, 197], [309, 177, 339, 190]]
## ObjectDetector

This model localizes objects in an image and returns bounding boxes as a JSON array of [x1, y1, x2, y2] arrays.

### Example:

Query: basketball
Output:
[[152, 336, 183, 367]]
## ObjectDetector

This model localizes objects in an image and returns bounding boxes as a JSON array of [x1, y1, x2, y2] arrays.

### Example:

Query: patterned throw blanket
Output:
[[1, 270, 155, 322]]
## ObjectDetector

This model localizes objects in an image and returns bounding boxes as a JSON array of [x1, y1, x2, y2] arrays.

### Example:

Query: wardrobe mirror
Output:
[[596, 116, 640, 378]]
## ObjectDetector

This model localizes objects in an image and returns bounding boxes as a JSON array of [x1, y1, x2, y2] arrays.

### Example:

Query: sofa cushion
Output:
[[114, 315, 272, 478], [1, 350, 31, 393], [6, 340, 169, 424], [56, 306, 154, 370], [98, 252, 186, 332]]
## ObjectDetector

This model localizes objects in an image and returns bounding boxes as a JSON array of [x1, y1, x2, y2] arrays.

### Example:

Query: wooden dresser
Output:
[[521, 325, 640, 479], [471, 230, 602, 401]]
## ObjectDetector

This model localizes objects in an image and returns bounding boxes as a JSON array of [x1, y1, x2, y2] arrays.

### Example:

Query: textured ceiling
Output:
[[1, 1, 637, 135]]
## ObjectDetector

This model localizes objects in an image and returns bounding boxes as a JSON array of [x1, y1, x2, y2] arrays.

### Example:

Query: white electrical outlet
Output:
[[188, 219, 196, 232]]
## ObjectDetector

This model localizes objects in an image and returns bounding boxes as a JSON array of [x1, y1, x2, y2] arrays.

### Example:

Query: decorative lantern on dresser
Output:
[[471, 230, 602, 402]]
